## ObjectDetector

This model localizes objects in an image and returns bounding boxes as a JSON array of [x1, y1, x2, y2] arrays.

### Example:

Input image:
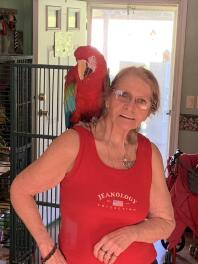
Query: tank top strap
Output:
[[135, 133, 152, 170], [66, 125, 94, 177], [73, 125, 94, 149]]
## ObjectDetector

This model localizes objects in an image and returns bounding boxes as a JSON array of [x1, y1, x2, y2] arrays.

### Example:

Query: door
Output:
[[88, 2, 186, 166], [33, 0, 87, 150], [33, 0, 87, 65]]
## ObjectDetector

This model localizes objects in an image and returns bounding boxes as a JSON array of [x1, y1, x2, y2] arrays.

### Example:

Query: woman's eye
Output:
[[136, 98, 147, 104], [121, 92, 130, 98]]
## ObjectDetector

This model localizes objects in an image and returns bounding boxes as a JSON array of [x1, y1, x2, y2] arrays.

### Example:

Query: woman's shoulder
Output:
[[140, 135, 162, 159], [137, 133, 162, 160], [49, 128, 80, 156], [54, 125, 92, 151], [57, 128, 80, 142], [138, 133, 160, 152]]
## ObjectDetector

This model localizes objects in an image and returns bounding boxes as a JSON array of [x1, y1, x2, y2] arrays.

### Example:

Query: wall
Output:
[[178, 0, 198, 153], [0, 0, 33, 55]]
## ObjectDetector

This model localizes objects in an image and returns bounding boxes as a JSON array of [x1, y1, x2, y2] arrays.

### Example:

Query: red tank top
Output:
[[59, 126, 156, 263]]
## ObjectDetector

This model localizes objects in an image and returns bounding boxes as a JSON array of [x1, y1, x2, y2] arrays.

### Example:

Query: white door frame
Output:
[[87, 0, 188, 156]]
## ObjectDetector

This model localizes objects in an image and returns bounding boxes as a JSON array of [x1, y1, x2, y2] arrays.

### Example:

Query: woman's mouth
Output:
[[120, 114, 135, 120]]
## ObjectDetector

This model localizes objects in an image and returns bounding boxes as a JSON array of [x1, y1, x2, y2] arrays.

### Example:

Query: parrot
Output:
[[64, 45, 108, 128]]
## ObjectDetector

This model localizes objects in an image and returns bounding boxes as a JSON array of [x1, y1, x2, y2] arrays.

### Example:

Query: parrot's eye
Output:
[[84, 67, 93, 77]]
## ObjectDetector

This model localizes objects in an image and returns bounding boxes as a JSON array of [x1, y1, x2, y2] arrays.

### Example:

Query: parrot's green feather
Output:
[[64, 82, 76, 127]]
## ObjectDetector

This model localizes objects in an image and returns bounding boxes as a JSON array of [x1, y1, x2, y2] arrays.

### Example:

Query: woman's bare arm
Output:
[[132, 143, 175, 243], [10, 129, 79, 261]]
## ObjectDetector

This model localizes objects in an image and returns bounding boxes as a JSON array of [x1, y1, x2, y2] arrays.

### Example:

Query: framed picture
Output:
[[46, 6, 61, 30], [67, 8, 80, 30]]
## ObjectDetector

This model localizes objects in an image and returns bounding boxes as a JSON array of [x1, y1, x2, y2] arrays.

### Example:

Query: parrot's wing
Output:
[[64, 82, 76, 128]]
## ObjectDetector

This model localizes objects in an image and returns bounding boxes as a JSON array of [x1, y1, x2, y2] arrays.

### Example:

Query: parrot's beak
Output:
[[77, 60, 87, 80]]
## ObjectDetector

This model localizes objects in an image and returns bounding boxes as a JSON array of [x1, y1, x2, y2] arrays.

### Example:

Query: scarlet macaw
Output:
[[64, 45, 108, 128]]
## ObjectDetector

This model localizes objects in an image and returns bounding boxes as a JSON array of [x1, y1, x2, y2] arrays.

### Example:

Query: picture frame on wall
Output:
[[67, 8, 80, 30], [46, 5, 61, 30]]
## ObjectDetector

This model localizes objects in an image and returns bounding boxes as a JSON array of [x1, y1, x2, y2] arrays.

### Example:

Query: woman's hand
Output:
[[93, 226, 136, 264]]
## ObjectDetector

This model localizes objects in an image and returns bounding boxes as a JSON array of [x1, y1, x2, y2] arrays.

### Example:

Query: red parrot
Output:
[[64, 45, 108, 128]]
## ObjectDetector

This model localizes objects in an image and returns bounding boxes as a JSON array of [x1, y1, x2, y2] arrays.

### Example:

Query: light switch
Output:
[[186, 96, 194, 109]]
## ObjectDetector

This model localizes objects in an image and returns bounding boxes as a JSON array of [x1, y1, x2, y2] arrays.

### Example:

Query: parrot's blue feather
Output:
[[64, 83, 76, 128]]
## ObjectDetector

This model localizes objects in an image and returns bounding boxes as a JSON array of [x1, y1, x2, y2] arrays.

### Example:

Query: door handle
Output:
[[38, 109, 48, 116], [38, 93, 45, 101]]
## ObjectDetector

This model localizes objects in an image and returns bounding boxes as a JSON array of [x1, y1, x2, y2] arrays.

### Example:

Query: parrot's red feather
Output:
[[65, 45, 108, 125]]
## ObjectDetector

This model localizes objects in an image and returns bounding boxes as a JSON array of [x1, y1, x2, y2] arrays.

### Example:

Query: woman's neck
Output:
[[90, 116, 138, 169], [92, 116, 137, 148]]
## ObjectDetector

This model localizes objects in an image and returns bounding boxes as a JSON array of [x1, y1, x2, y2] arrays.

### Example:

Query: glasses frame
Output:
[[113, 89, 151, 110]]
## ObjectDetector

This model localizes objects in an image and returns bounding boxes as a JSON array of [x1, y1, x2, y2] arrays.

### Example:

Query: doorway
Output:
[[88, 3, 184, 166]]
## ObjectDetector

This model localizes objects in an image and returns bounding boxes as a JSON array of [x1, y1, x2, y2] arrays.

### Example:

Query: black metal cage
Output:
[[10, 63, 71, 263], [0, 56, 32, 263]]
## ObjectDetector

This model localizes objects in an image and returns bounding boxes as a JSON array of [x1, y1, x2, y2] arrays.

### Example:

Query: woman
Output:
[[10, 66, 175, 264]]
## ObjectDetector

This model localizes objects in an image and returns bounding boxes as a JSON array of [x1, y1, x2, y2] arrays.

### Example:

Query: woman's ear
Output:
[[105, 101, 109, 109]]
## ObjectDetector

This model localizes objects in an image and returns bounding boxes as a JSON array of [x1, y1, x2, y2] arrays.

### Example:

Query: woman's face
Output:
[[106, 75, 152, 131]]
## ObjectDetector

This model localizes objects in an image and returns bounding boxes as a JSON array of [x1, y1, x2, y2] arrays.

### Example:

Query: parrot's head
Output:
[[74, 45, 107, 81]]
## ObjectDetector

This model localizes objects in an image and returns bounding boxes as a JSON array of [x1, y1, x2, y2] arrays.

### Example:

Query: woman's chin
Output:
[[118, 117, 138, 130]]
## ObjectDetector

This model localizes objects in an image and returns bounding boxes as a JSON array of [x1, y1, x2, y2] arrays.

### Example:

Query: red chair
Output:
[[162, 151, 198, 264]]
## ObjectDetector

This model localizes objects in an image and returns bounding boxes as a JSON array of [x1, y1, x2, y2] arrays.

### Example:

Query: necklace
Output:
[[90, 118, 135, 169], [122, 141, 135, 169], [122, 132, 137, 169], [122, 156, 135, 169], [106, 141, 135, 169]]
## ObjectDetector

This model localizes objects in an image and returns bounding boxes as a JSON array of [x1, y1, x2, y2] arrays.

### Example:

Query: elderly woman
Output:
[[10, 66, 175, 264]]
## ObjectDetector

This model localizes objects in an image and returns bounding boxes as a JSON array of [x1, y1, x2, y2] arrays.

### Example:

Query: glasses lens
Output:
[[114, 90, 151, 110], [135, 98, 150, 110], [114, 90, 131, 103]]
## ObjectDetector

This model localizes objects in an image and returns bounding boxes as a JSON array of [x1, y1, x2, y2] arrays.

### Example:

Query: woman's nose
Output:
[[124, 98, 136, 111], [128, 98, 137, 108]]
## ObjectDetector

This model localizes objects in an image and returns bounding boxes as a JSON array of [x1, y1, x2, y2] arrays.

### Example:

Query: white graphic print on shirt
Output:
[[97, 191, 138, 212]]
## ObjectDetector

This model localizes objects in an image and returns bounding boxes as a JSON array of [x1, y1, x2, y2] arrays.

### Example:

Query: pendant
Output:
[[122, 158, 134, 169]]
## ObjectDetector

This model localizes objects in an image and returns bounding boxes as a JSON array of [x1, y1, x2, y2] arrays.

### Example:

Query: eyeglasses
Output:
[[113, 89, 151, 110]]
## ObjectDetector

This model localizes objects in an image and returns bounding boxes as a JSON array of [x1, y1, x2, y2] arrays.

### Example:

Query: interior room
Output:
[[0, 0, 197, 263]]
